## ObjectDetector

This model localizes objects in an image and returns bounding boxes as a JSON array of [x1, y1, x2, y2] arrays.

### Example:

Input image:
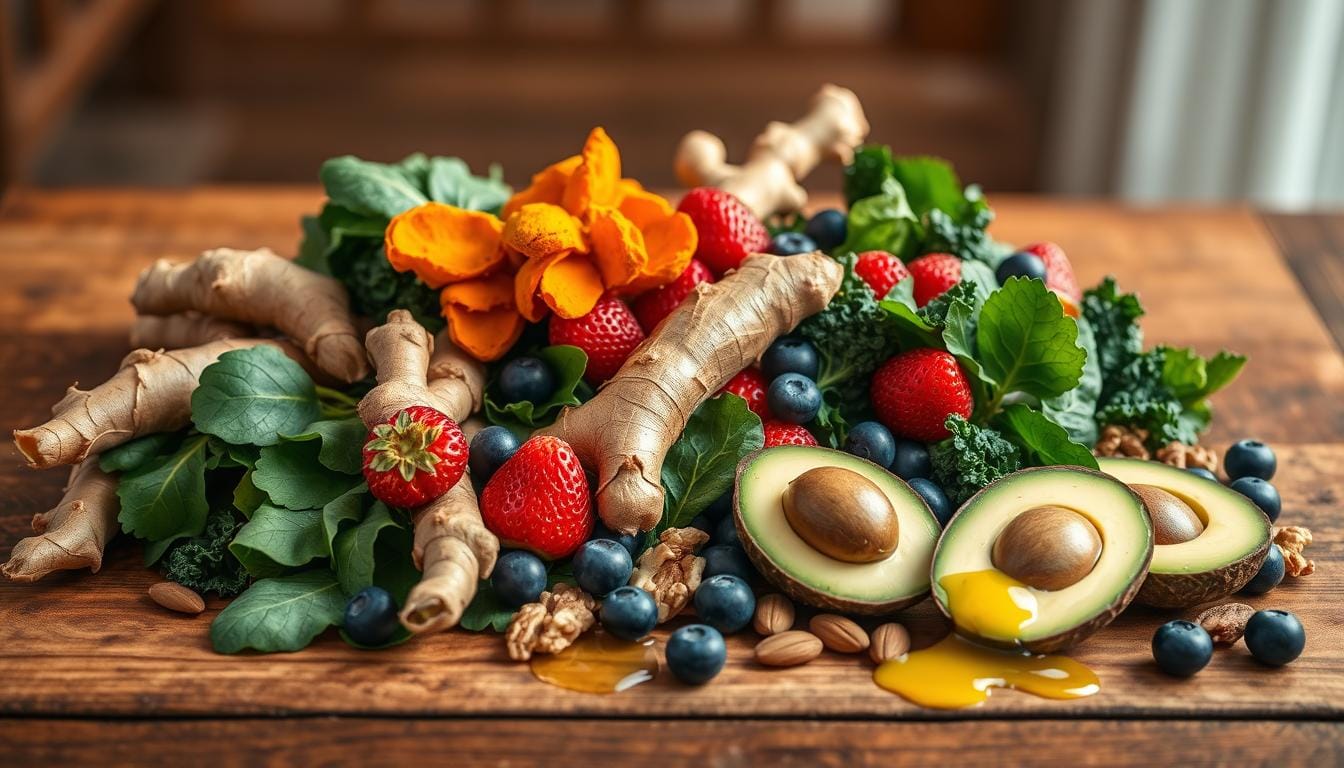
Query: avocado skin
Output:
[[1135, 537, 1270, 608]]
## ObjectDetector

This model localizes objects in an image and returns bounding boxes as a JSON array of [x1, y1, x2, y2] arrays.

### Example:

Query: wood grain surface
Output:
[[0, 190, 1341, 761]]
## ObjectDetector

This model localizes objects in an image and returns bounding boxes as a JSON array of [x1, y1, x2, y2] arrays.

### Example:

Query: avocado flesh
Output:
[[931, 466, 1153, 652], [735, 446, 941, 614], [1098, 457, 1271, 608]]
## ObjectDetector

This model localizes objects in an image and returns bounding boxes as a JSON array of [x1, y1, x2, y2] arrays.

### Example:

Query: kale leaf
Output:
[[843, 145, 897, 208], [161, 506, 249, 597], [799, 253, 901, 403], [930, 415, 1023, 506], [1082, 277, 1145, 380]]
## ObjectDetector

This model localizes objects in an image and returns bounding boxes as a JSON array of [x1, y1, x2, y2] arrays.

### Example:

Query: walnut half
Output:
[[1274, 525, 1316, 578], [1156, 441, 1219, 472], [630, 526, 708, 622], [505, 583, 597, 661], [1095, 425, 1150, 460]]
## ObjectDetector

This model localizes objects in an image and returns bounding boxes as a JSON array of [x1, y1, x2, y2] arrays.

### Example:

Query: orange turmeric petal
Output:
[[616, 180, 674, 230], [441, 272, 515, 312], [562, 127, 622, 215], [587, 207, 648, 290], [624, 211, 698, 294], [501, 203, 589, 261], [514, 249, 569, 322], [444, 304, 525, 362], [385, 203, 504, 288], [502, 155, 581, 219], [539, 251, 605, 319]]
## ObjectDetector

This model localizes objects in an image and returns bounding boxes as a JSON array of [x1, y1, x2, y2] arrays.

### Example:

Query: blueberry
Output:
[[1240, 544, 1284, 595], [343, 586, 400, 646], [909, 477, 953, 526], [1225, 439, 1276, 481], [491, 550, 548, 608], [665, 624, 727, 685], [600, 586, 659, 641], [1244, 609, 1305, 666], [469, 426, 521, 485], [572, 539, 634, 597], [689, 514, 714, 534], [590, 521, 643, 559], [804, 209, 847, 252], [1186, 467, 1219, 482], [693, 574, 756, 634], [498, 356, 555, 404], [711, 515, 740, 548], [994, 252, 1047, 284], [1230, 477, 1281, 521], [767, 373, 822, 424], [844, 421, 896, 467], [890, 439, 932, 480], [702, 545, 755, 582], [1151, 619, 1214, 677], [769, 231, 818, 256], [761, 337, 820, 381]]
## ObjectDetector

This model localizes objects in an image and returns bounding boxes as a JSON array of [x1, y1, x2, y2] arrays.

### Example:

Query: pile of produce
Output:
[[2, 86, 1312, 699]]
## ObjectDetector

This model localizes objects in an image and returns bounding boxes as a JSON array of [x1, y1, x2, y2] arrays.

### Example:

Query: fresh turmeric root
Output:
[[129, 312, 252, 349], [13, 338, 315, 469], [132, 247, 369, 383], [357, 309, 497, 634], [542, 252, 843, 533], [1, 458, 119, 582]]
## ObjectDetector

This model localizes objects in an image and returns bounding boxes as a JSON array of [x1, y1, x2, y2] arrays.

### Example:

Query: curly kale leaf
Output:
[[1082, 277, 1145, 380], [921, 206, 1002, 266], [333, 238, 443, 331], [843, 145, 897, 208], [799, 253, 900, 403], [161, 506, 249, 597], [930, 415, 1023, 506]]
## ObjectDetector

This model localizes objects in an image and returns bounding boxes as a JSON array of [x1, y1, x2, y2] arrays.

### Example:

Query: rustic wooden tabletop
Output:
[[0, 189, 1341, 766]]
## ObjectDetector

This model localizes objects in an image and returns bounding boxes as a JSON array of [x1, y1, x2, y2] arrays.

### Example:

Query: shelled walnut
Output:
[[1274, 526, 1316, 577], [1156, 441, 1218, 472], [1094, 425, 1150, 460], [505, 583, 597, 661], [629, 526, 708, 622]]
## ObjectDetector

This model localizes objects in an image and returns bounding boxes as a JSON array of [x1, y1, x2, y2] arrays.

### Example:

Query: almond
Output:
[[1197, 602, 1255, 645], [755, 630, 823, 667], [753, 593, 795, 636], [809, 613, 868, 654], [149, 582, 205, 615], [869, 622, 911, 663]]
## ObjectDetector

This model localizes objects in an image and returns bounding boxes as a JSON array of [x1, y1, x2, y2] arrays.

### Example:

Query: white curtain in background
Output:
[[1047, 0, 1344, 209]]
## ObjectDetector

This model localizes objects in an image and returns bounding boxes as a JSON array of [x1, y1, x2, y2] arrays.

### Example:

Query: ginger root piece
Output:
[[129, 312, 252, 349], [542, 252, 843, 533], [674, 84, 869, 219], [427, 331, 487, 424], [1, 459, 119, 582], [131, 247, 368, 383], [13, 339, 308, 469]]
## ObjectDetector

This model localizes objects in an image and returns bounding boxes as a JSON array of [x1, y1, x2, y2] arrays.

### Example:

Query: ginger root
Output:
[[674, 84, 869, 218], [542, 252, 843, 533], [13, 339, 309, 469], [132, 247, 368, 383], [1, 458, 119, 582], [129, 312, 252, 349]]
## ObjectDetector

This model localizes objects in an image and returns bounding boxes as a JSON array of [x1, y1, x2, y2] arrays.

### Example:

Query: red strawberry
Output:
[[675, 187, 770, 275], [549, 297, 646, 385], [362, 406, 468, 508], [906, 253, 962, 307], [870, 348, 974, 442], [480, 435, 593, 559], [719, 367, 768, 417], [1021, 241, 1081, 303], [854, 250, 910, 298], [764, 421, 818, 448], [632, 258, 715, 333]]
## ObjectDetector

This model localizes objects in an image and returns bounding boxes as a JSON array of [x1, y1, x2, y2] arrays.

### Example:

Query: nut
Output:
[[1156, 441, 1218, 472], [808, 613, 869, 653], [868, 622, 911, 663], [505, 583, 597, 661], [753, 593, 795, 636], [755, 630, 824, 667], [1095, 425, 1150, 460], [1197, 602, 1254, 644], [148, 582, 205, 615], [1274, 526, 1316, 578], [629, 527, 708, 622]]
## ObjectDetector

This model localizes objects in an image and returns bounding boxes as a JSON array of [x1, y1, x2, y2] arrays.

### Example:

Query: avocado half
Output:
[[1098, 457, 1271, 608], [734, 446, 941, 615], [931, 466, 1153, 653]]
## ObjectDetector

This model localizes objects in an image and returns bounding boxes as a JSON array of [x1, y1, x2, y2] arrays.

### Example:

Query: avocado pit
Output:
[[990, 505, 1102, 591], [1130, 484, 1204, 545], [781, 466, 898, 563]]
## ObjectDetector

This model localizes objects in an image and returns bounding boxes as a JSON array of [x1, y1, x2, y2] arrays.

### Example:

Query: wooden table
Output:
[[1, 189, 1341, 766]]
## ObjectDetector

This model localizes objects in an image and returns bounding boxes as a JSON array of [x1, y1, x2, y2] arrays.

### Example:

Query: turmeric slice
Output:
[[386, 202, 505, 288], [624, 211, 698, 294], [514, 249, 571, 323], [617, 179, 675, 229], [502, 155, 581, 219], [441, 272, 514, 312], [562, 127, 622, 215], [501, 203, 588, 261], [539, 251, 605, 319], [587, 206, 647, 290], [445, 304, 526, 362]]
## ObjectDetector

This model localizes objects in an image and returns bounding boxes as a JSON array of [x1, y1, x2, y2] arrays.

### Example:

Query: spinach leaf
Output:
[[322, 483, 369, 554], [229, 504, 327, 577], [319, 155, 428, 219], [191, 346, 322, 447], [253, 439, 362, 511], [426, 157, 511, 213], [99, 433, 180, 474], [117, 435, 210, 544], [890, 155, 974, 221], [1042, 316, 1102, 447], [460, 580, 516, 633], [878, 278, 944, 351], [836, 178, 918, 257], [279, 417, 367, 475], [210, 570, 347, 654], [332, 502, 402, 596], [975, 277, 1085, 403], [995, 404, 1098, 469], [484, 345, 590, 433], [660, 394, 764, 530], [232, 469, 267, 518]]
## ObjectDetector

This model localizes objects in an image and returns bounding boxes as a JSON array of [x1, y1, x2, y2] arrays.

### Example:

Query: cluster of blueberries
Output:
[[767, 209, 848, 257], [1209, 439, 1284, 595]]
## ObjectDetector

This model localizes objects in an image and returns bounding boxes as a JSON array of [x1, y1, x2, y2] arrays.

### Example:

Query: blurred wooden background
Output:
[[1, 0, 1063, 193]]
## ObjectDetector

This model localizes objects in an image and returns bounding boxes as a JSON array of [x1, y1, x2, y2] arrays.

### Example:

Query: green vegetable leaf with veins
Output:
[[994, 404, 1098, 469], [210, 570, 348, 654], [332, 502, 403, 596], [191, 346, 321, 447], [1041, 316, 1102, 447], [99, 433, 181, 474], [319, 155, 429, 219], [117, 435, 210, 546], [460, 581, 516, 633], [426, 157, 511, 213], [660, 394, 764, 531], [975, 277, 1085, 407], [253, 439, 362, 511], [322, 483, 369, 555], [279, 417, 367, 475], [229, 504, 327, 578], [836, 177, 918, 257], [484, 345, 591, 434]]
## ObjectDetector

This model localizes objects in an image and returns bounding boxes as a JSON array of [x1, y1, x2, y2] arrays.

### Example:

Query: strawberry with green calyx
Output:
[[362, 405, 468, 508], [481, 435, 594, 559]]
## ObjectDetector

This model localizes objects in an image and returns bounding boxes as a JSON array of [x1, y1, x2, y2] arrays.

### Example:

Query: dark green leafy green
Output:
[[1082, 277, 1145, 379], [253, 439, 362, 511], [801, 253, 903, 400], [930, 415, 1023, 506], [210, 570, 347, 654], [321, 483, 369, 555], [332, 502, 402, 596], [994, 404, 1098, 469], [232, 469, 267, 518], [426, 157, 510, 213], [1041, 317, 1102, 447], [660, 394, 764, 530], [843, 145, 896, 207], [229, 505, 327, 577], [279, 417, 367, 475], [160, 506, 249, 596], [975, 277, 1086, 405], [484, 345, 591, 433], [191, 346, 321, 447], [99, 433, 180, 474], [319, 155, 429, 219], [460, 581, 515, 632], [117, 435, 210, 545], [836, 178, 917, 256]]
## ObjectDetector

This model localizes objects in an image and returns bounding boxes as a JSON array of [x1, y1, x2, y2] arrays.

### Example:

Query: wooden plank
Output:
[[0, 191, 1340, 721], [1262, 213, 1344, 353], [3, 718, 1342, 766]]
